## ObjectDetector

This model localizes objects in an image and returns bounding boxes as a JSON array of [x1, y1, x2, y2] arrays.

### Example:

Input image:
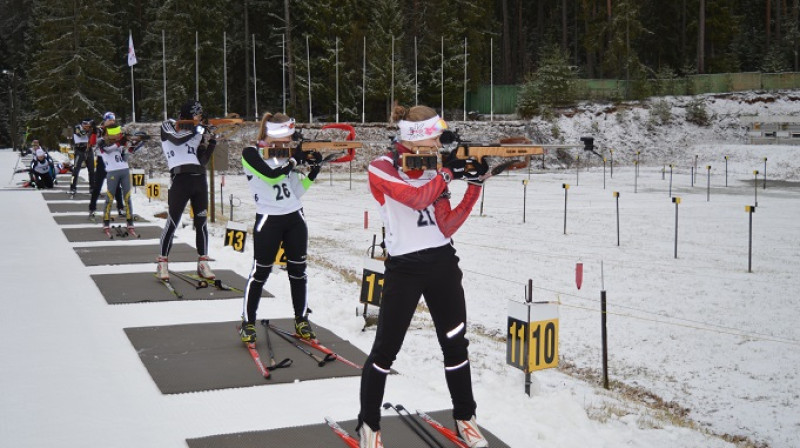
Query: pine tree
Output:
[[27, 0, 124, 147], [361, 0, 413, 121], [292, 0, 361, 122], [136, 2, 229, 121], [0, 0, 35, 148]]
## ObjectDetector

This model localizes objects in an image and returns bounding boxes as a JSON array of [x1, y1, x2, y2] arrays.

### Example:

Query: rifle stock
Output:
[[175, 118, 244, 139], [401, 138, 543, 172], [264, 140, 362, 163]]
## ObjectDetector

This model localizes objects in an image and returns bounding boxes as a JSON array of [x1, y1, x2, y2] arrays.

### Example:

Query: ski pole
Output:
[[267, 322, 363, 369], [261, 320, 293, 370], [153, 274, 183, 299], [383, 402, 442, 448], [262, 320, 331, 367], [168, 270, 208, 289], [395, 404, 446, 448], [415, 410, 470, 448]]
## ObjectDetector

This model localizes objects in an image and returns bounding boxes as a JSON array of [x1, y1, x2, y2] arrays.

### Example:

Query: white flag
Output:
[[128, 32, 138, 67]]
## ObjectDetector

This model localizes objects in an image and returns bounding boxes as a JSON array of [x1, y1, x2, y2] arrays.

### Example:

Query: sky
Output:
[[1, 94, 798, 448]]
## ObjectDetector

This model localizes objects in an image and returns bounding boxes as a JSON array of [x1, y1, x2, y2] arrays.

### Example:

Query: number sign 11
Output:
[[359, 257, 385, 307], [507, 301, 559, 372]]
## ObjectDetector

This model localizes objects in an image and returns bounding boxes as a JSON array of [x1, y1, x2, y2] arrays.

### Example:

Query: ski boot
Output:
[[455, 416, 489, 448], [197, 255, 215, 279], [239, 321, 256, 344], [102, 226, 113, 239], [294, 315, 316, 340], [155, 256, 169, 281], [88, 211, 97, 223], [357, 420, 384, 448], [127, 226, 139, 238]]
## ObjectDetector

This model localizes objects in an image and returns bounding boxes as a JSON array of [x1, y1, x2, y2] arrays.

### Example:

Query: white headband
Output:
[[398, 115, 448, 142], [266, 118, 296, 138]]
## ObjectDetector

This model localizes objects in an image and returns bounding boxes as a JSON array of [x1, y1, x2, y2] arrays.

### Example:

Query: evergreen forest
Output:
[[1, 0, 798, 147]]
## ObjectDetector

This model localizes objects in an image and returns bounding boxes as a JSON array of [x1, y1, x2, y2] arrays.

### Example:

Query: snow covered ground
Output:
[[1, 99, 798, 447]]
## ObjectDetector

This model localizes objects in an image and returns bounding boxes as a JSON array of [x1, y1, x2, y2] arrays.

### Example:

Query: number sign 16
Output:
[[146, 182, 161, 199]]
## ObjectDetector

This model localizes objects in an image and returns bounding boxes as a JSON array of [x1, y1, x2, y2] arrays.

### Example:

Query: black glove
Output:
[[441, 151, 468, 179], [463, 158, 489, 185], [308, 151, 323, 165], [291, 146, 307, 165], [308, 151, 322, 181]]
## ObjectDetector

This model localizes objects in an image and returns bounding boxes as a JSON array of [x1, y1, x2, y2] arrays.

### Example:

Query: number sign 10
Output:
[[506, 301, 559, 372]]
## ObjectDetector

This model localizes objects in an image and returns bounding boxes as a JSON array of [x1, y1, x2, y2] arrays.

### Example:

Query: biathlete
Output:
[[70, 119, 96, 195], [156, 99, 217, 281], [357, 105, 491, 448], [238, 112, 322, 344], [95, 113, 143, 237]]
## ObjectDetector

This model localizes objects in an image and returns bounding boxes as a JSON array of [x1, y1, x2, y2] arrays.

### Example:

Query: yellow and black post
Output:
[[746, 205, 756, 273], [562, 183, 570, 235], [614, 191, 620, 246], [672, 196, 681, 259]]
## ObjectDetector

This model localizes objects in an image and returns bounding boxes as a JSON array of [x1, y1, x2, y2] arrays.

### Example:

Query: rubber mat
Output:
[[53, 214, 151, 225], [125, 319, 367, 394], [186, 409, 510, 448], [42, 191, 91, 201], [48, 202, 94, 213], [91, 269, 267, 304], [63, 225, 163, 242], [74, 242, 198, 266]]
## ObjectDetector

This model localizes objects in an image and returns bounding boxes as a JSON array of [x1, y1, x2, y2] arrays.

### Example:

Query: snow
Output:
[[1, 95, 799, 448]]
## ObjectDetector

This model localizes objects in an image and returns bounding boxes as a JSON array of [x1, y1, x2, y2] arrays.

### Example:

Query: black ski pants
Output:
[[159, 173, 208, 257], [242, 210, 308, 324], [89, 157, 123, 213], [70, 145, 95, 191], [32, 171, 54, 189], [359, 243, 477, 430]]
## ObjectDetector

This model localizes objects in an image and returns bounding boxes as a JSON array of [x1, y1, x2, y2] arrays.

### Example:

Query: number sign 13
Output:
[[224, 221, 248, 253]]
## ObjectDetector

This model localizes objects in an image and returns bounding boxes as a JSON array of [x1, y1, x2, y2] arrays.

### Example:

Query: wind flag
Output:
[[128, 32, 138, 67]]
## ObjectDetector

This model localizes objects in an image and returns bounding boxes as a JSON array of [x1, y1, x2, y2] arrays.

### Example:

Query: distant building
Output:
[[741, 116, 800, 144]]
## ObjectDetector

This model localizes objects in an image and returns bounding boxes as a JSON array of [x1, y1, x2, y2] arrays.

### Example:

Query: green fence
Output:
[[467, 72, 800, 115]]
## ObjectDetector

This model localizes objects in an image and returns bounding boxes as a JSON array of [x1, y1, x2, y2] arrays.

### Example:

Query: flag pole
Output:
[[162, 30, 167, 120], [128, 30, 137, 122], [130, 65, 135, 123], [224, 31, 228, 116]]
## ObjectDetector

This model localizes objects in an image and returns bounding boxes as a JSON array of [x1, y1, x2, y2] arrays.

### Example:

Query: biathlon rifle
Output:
[[401, 130, 600, 175], [264, 123, 362, 165], [400, 130, 545, 175], [175, 116, 245, 140]]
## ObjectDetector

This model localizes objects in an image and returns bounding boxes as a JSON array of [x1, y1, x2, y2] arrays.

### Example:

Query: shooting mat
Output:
[[42, 191, 91, 201], [186, 409, 509, 448], [125, 318, 367, 394], [62, 225, 163, 242], [53, 214, 152, 225], [48, 202, 93, 213], [91, 269, 266, 304], [74, 242, 198, 266]]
